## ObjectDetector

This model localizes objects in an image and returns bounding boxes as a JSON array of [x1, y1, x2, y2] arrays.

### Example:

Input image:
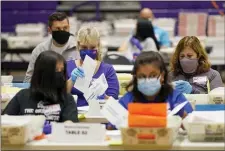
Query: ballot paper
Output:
[[84, 73, 108, 102], [101, 97, 128, 129], [74, 55, 97, 93], [168, 101, 188, 117], [190, 111, 224, 123], [86, 99, 102, 117]]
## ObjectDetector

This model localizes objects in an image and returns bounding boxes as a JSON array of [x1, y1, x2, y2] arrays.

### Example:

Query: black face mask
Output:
[[52, 31, 70, 45], [55, 72, 65, 88]]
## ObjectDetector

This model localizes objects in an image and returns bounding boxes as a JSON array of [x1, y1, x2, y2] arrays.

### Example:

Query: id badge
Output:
[[193, 76, 207, 84]]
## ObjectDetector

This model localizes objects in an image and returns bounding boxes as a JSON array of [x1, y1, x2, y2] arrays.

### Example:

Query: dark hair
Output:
[[134, 18, 160, 50], [30, 51, 67, 104], [48, 12, 69, 27], [126, 51, 173, 103]]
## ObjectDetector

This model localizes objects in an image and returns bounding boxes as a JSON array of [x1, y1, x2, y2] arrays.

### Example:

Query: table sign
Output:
[[50, 123, 106, 143]]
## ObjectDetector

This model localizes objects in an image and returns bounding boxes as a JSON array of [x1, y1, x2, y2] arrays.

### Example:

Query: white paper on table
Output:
[[168, 101, 188, 116], [78, 106, 89, 112], [74, 55, 97, 93], [190, 111, 225, 123], [86, 99, 102, 117], [101, 97, 128, 129], [84, 73, 108, 102]]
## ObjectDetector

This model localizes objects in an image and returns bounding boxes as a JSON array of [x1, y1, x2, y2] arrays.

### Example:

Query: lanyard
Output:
[[207, 79, 211, 93]]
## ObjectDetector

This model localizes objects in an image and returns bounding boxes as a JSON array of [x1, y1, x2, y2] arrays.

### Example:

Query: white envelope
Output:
[[101, 97, 128, 129], [84, 74, 108, 102], [74, 55, 97, 93]]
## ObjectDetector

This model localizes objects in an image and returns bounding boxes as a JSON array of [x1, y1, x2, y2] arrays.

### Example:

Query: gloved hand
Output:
[[97, 93, 106, 100], [71, 67, 85, 83], [173, 80, 192, 94], [130, 37, 143, 51], [43, 121, 51, 135]]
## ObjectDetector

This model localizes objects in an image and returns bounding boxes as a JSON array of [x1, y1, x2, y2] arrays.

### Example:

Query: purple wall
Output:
[[1, 1, 58, 32], [141, 1, 224, 9], [140, 1, 224, 18]]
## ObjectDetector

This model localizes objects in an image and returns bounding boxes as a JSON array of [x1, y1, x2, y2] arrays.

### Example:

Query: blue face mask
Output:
[[137, 76, 161, 96], [80, 49, 97, 60]]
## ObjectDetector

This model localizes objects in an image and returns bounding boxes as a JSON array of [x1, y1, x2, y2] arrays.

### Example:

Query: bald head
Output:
[[140, 8, 154, 20]]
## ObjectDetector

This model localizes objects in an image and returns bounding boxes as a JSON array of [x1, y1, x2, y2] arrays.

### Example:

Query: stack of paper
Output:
[[208, 15, 225, 37], [74, 55, 97, 93], [78, 106, 89, 114], [74, 56, 108, 102], [153, 18, 176, 38], [178, 12, 208, 36]]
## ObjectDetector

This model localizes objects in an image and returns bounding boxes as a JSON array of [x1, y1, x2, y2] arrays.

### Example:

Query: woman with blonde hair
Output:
[[67, 26, 119, 106], [169, 36, 223, 94]]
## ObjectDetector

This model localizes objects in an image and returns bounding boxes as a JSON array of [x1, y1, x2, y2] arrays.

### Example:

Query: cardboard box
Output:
[[121, 127, 173, 145], [208, 87, 225, 104], [188, 123, 225, 142], [1, 124, 29, 145], [121, 116, 182, 145], [183, 111, 225, 142], [1, 115, 45, 145]]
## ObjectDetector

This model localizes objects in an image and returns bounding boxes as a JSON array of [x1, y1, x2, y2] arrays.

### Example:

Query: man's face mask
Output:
[[52, 31, 71, 45]]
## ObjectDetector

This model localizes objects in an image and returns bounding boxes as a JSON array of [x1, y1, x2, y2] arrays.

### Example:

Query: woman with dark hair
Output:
[[3, 51, 78, 123], [118, 18, 160, 61], [119, 51, 192, 118], [134, 18, 160, 50]]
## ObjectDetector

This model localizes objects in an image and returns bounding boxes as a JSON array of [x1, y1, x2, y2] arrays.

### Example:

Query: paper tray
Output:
[[1, 122, 30, 145], [183, 112, 225, 142]]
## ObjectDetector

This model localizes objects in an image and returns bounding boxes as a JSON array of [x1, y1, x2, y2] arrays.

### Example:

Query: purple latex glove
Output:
[[43, 121, 51, 135], [130, 37, 143, 51]]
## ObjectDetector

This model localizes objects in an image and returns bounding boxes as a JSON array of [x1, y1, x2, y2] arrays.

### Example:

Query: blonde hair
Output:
[[77, 26, 102, 60], [170, 36, 211, 76]]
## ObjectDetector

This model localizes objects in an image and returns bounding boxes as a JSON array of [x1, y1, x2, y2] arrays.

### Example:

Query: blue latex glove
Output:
[[71, 67, 85, 83], [97, 93, 106, 100], [130, 37, 143, 51], [13, 83, 30, 88], [173, 80, 192, 94]]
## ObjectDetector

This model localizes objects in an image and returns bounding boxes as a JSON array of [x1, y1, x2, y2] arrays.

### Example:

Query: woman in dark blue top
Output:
[[119, 51, 193, 118]]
